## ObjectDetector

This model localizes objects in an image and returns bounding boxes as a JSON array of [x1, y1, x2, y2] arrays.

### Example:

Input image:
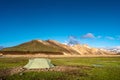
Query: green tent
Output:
[[24, 58, 54, 69]]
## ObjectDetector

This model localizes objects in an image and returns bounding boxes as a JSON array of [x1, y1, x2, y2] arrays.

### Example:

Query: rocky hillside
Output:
[[71, 44, 114, 55], [0, 39, 115, 55]]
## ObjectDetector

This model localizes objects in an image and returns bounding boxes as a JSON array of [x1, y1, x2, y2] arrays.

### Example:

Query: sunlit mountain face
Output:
[[0, 39, 116, 55]]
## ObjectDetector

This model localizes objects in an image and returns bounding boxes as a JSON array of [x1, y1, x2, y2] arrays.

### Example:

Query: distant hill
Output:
[[71, 44, 112, 55], [0, 46, 4, 50], [106, 48, 120, 54], [0, 39, 115, 55]]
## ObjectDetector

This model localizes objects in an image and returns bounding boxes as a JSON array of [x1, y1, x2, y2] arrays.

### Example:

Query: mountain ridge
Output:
[[0, 39, 116, 55]]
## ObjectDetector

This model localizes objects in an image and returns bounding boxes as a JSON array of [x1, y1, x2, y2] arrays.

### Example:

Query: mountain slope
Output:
[[0, 39, 115, 55], [1, 40, 79, 55], [1, 40, 60, 52], [46, 40, 80, 55], [71, 44, 114, 55]]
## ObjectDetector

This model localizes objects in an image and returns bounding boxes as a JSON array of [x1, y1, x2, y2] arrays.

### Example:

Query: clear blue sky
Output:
[[0, 0, 120, 47]]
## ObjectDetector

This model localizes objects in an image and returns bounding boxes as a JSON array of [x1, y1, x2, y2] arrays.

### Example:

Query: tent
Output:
[[24, 58, 54, 69]]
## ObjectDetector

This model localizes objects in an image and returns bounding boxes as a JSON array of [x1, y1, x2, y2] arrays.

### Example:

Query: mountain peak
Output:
[[0, 39, 116, 55], [31, 40, 43, 42], [46, 40, 60, 44]]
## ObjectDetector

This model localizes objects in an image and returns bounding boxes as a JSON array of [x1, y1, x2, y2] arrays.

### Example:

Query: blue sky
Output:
[[0, 0, 120, 47]]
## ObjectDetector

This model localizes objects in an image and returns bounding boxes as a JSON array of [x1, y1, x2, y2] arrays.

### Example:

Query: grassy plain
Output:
[[0, 57, 120, 80]]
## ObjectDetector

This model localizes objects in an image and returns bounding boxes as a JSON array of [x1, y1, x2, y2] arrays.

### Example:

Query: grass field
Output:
[[0, 57, 120, 80]]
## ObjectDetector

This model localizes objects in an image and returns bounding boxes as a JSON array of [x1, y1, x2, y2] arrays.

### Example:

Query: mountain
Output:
[[0, 40, 80, 55], [71, 44, 114, 55], [0, 46, 4, 50], [106, 48, 120, 54], [0, 39, 115, 55]]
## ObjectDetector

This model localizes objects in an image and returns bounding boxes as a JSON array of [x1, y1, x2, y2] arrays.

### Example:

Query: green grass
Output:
[[5, 71, 70, 80], [51, 57, 120, 66], [0, 57, 120, 80], [0, 58, 27, 69]]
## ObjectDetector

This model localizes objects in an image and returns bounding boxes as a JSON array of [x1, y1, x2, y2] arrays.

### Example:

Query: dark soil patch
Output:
[[0, 67, 24, 79], [0, 66, 92, 80]]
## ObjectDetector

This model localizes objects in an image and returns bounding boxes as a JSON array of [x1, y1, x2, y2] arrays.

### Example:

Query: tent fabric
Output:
[[24, 58, 54, 69]]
